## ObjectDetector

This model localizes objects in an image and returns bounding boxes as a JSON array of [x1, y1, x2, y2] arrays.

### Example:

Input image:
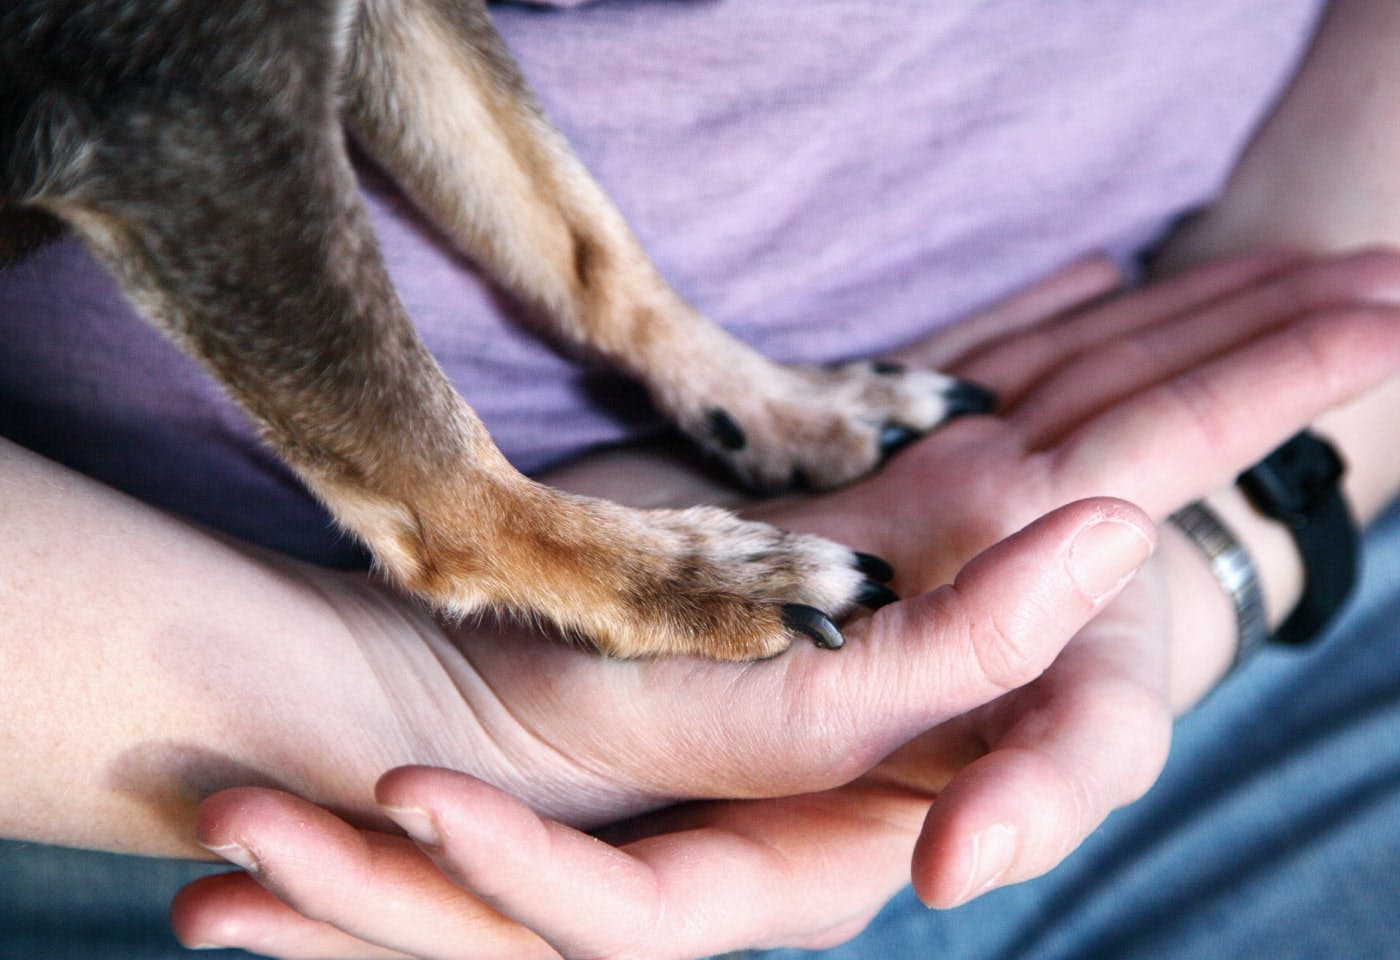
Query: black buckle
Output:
[[1237, 432, 1345, 527]]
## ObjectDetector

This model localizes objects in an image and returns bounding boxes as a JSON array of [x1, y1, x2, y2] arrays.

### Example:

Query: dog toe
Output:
[[782, 603, 846, 650]]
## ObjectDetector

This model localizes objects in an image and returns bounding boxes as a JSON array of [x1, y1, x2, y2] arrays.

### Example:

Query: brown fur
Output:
[[1, 0, 982, 658]]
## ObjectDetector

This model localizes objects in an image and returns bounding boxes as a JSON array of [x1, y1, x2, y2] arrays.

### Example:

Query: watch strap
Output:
[[1236, 430, 1358, 647]]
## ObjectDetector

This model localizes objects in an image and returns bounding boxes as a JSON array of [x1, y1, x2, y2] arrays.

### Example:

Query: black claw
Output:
[[782, 604, 845, 650], [942, 379, 999, 418], [857, 580, 900, 611], [879, 423, 921, 458], [706, 408, 748, 451], [853, 551, 895, 583], [872, 360, 906, 375]]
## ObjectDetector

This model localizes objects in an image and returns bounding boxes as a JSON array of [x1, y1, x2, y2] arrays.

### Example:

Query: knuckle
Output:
[[1001, 747, 1100, 865], [1047, 754, 1100, 847], [1287, 305, 1400, 397], [1080, 675, 1173, 806], [1332, 248, 1400, 300], [969, 598, 1044, 694], [1286, 311, 1349, 392], [1292, 249, 1400, 306], [1098, 333, 1159, 375], [1120, 717, 1172, 804], [1159, 366, 1231, 455], [274, 870, 367, 926]]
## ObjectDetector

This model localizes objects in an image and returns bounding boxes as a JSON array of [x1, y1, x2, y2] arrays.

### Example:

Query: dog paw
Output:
[[680, 361, 995, 491], [390, 487, 899, 661], [369, 472, 899, 660], [577, 504, 897, 659]]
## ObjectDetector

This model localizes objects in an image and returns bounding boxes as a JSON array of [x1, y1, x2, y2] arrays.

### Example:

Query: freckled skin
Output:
[[1, 0, 984, 658]]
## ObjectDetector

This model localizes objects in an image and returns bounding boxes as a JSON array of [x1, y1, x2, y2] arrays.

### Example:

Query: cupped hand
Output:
[[173, 250, 1400, 958], [173, 494, 1152, 959]]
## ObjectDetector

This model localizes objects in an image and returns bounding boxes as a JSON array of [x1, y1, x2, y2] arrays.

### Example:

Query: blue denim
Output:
[[749, 499, 1400, 960], [6, 502, 1400, 959]]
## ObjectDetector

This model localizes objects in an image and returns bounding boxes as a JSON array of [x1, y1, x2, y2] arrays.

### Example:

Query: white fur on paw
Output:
[[648, 505, 868, 612], [686, 361, 995, 491], [576, 503, 892, 659]]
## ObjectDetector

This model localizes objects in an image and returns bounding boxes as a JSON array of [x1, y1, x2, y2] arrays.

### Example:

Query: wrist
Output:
[[1158, 517, 1242, 711], [1205, 485, 1307, 632], [0, 438, 485, 858], [1160, 481, 1307, 711], [1164, 443, 1359, 711]]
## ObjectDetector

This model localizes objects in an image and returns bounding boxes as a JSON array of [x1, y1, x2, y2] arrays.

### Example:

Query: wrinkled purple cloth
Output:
[[0, 0, 1324, 565]]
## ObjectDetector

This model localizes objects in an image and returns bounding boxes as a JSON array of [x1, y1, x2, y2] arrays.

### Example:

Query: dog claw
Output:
[[853, 551, 895, 583], [782, 604, 845, 649], [878, 423, 921, 458], [857, 580, 899, 611], [942, 379, 998, 417]]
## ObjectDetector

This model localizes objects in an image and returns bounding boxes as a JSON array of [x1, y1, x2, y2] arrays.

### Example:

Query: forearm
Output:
[[1158, 0, 1400, 267], [1153, 0, 1400, 708], [0, 437, 445, 857]]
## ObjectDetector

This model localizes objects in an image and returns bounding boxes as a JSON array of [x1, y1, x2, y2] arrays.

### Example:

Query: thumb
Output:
[[799, 498, 1155, 770]]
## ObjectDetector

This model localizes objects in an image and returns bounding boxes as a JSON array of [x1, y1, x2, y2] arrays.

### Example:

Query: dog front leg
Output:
[[29, 57, 883, 658], [343, 0, 994, 494]]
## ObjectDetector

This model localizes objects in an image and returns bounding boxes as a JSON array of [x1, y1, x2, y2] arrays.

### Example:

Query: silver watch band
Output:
[[1169, 501, 1270, 669]]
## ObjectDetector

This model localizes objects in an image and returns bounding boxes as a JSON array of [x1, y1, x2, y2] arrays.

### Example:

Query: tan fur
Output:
[[4, 0, 984, 659], [344, 0, 976, 493], [323, 467, 865, 659]]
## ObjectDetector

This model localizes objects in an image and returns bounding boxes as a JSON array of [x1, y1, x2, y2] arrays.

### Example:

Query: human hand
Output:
[[172, 495, 1155, 958], [173, 250, 1400, 957], [167, 572, 1164, 960]]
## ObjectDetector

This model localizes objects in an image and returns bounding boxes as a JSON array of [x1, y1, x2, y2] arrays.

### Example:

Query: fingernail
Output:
[[958, 823, 1016, 905], [200, 841, 259, 875], [382, 805, 442, 848], [1068, 519, 1153, 600]]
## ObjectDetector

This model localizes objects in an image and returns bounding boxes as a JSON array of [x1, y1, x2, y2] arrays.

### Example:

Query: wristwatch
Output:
[[1236, 430, 1358, 648], [1169, 500, 1270, 666]]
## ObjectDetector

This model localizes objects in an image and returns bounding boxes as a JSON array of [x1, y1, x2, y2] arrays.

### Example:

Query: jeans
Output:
[[751, 501, 1400, 960], [7, 502, 1400, 960]]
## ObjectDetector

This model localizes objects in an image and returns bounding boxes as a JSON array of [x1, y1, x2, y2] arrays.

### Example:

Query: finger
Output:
[[172, 872, 411, 959], [381, 769, 668, 960], [1049, 302, 1400, 517], [895, 255, 1124, 370], [780, 498, 1157, 784], [191, 787, 558, 960], [955, 250, 1302, 403], [377, 767, 923, 960], [1014, 250, 1400, 445], [910, 582, 1173, 908], [532, 498, 1154, 807]]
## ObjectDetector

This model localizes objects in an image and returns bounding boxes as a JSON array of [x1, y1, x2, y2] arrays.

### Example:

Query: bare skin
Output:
[[4, 251, 1400, 952], [7, 1, 1400, 956], [1, 0, 986, 661], [168, 253, 1400, 958]]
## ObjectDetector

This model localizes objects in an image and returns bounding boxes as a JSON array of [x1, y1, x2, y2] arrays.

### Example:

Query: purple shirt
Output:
[[0, 0, 1324, 564]]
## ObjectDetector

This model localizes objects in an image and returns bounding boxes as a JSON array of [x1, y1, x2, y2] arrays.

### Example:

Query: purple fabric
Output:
[[0, 0, 1324, 564]]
